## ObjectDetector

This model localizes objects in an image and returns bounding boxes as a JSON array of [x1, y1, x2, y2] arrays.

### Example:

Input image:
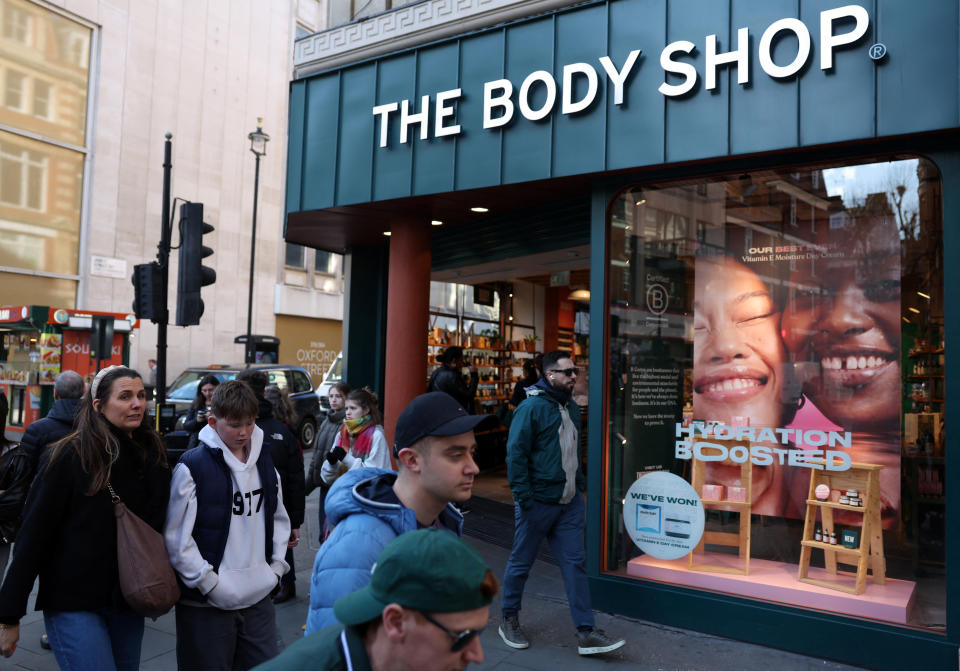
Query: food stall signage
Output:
[[0, 307, 29, 322]]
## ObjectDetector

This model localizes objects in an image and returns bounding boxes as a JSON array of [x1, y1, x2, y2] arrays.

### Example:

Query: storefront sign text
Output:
[[373, 5, 869, 147]]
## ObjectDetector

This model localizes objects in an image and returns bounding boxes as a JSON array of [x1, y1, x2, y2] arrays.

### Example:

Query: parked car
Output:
[[167, 364, 321, 447], [314, 351, 343, 410]]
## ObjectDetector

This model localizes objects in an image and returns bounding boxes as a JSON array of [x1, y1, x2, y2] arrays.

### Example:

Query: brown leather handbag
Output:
[[108, 482, 180, 618]]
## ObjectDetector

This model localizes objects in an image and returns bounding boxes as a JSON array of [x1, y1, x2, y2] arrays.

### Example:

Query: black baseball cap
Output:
[[393, 392, 498, 457]]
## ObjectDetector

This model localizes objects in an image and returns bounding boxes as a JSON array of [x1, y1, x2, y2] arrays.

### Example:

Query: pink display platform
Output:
[[627, 553, 916, 624]]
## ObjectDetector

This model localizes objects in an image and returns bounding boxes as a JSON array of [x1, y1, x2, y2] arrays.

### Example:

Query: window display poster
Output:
[[690, 172, 904, 528], [623, 471, 705, 560]]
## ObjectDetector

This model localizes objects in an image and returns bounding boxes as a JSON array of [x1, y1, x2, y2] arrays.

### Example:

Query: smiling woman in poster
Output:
[[782, 209, 902, 528], [693, 255, 794, 516]]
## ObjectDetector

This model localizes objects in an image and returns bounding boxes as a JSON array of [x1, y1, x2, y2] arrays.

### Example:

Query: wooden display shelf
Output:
[[688, 443, 752, 575], [797, 462, 885, 595]]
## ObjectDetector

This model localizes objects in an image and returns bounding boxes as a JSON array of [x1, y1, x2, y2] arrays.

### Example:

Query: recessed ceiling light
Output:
[[636, 199, 646, 206], [917, 291, 930, 299], [431, 220, 443, 226], [908, 307, 920, 314], [383, 231, 392, 236], [470, 207, 488, 213]]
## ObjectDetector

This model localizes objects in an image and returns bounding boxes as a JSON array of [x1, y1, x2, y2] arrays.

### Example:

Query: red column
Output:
[[383, 218, 431, 456]]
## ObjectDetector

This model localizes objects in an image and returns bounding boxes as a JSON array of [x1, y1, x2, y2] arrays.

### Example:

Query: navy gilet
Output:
[[177, 442, 279, 602]]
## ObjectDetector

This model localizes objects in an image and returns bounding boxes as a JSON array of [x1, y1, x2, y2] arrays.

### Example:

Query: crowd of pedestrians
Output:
[[0, 348, 623, 670]]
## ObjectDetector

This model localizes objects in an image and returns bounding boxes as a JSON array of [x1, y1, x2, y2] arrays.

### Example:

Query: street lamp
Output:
[[245, 117, 270, 364]]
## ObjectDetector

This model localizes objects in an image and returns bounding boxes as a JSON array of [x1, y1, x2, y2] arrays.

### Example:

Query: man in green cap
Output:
[[254, 528, 497, 671]]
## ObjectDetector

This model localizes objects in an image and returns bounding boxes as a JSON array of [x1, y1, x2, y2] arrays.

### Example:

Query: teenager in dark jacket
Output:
[[237, 370, 305, 604], [0, 393, 31, 575], [0, 366, 170, 669]]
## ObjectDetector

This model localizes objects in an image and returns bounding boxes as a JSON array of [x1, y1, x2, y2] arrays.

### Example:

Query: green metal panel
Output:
[[552, 4, 608, 177], [287, 1, 960, 213], [663, 0, 729, 162], [303, 74, 341, 211], [876, 0, 960, 135], [413, 42, 460, 196], [799, 0, 875, 146], [336, 65, 377, 205], [729, 0, 799, 154], [502, 17, 555, 185], [605, 0, 666, 170], [342, 245, 388, 400], [286, 81, 306, 214], [454, 31, 505, 191], [374, 53, 418, 201]]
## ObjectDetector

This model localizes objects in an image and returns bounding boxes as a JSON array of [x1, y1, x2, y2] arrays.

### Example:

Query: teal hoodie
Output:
[[505, 384, 585, 509]]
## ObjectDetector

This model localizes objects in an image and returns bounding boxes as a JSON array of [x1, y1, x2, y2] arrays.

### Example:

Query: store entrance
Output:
[[429, 245, 591, 522]]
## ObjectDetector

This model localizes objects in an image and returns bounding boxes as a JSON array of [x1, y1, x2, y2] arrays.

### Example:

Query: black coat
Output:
[[427, 367, 479, 412], [0, 428, 170, 623], [0, 445, 32, 542], [257, 399, 306, 529], [19, 397, 82, 466]]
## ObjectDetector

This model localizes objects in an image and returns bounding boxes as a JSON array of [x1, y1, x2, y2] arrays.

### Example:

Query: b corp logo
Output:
[[646, 283, 669, 315]]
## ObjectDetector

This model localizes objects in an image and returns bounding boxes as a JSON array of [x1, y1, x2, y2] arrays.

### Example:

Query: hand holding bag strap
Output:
[[107, 482, 180, 618]]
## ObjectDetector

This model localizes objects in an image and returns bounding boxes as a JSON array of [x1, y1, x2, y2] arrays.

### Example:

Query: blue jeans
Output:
[[44, 608, 144, 671], [501, 492, 594, 630]]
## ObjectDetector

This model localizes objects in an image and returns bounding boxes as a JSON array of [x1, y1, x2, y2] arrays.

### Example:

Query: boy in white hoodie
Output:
[[165, 380, 291, 671]]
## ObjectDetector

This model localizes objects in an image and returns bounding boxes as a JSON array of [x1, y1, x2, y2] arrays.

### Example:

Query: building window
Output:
[[3, 4, 28, 42], [285, 242, 305, 268], [605, 156, 944, 633], [4, 69, 25, 110], [33, 79, 50, 118], [0, 140, 45, 210], [315, 250, 340, 275]]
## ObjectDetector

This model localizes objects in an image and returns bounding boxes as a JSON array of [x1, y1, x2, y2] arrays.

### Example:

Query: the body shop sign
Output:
[[373, 5, 870, 147]]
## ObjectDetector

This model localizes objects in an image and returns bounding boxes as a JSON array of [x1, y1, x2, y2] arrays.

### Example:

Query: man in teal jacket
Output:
[[499, 350, 625, 656]]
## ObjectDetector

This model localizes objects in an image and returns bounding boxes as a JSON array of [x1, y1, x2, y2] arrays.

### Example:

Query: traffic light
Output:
[[131, 262, 163, 322], [176, 201, 216, 326]]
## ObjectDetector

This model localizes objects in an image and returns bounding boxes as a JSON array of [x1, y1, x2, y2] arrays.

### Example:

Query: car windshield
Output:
[[326, 356, 342, 383], [167, 371, 236, 401]]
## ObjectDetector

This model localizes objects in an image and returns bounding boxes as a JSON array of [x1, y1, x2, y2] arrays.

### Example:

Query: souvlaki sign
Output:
[[373, 5, 871, 148]]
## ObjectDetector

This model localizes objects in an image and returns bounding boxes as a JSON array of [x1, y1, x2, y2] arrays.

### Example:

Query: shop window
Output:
[[605, 157, 944, 632]]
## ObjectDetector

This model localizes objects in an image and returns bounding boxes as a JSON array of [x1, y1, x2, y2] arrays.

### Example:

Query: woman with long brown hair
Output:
[[0, 366, 170, 670], [320, 387, 391, 485]]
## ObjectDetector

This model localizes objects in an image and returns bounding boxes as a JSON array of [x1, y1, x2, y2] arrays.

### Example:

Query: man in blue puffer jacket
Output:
[[305, 392, 496, 634]]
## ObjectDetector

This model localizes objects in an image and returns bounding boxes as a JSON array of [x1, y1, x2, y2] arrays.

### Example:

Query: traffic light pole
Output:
[[155, 133, 173, 408]]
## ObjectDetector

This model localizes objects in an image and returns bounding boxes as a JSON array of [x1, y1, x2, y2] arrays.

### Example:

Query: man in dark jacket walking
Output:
[[12, 369, 83, 649], [237, 369, 305, 603], [427, 347, 478, 412], [19, 370, 84, 468], [498, 351, 625, 656]]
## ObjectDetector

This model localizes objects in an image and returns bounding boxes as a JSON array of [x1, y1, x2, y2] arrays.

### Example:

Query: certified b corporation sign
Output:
[[623, 471, 705, 560]]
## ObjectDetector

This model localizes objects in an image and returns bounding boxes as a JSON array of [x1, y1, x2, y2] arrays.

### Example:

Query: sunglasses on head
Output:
[[549, 367, 579, 377], [420, 611, 485, 652]]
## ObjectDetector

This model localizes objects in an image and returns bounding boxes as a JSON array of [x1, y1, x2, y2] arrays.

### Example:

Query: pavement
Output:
[[0, 456, 869, 671]]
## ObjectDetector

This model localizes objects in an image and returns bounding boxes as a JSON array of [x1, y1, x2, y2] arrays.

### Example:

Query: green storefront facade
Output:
[[287, 2, 958, 667]]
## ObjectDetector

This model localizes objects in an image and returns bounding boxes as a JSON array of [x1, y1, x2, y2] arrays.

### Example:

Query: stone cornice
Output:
[[293, 0, 579, 78]]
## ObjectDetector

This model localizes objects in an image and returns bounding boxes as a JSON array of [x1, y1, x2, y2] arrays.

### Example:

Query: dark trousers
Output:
[[175, 596, 278, 671]]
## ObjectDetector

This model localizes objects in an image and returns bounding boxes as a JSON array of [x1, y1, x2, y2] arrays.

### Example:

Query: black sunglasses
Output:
[[549, 367, 579, 376], [420, 611, 485, 652]]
